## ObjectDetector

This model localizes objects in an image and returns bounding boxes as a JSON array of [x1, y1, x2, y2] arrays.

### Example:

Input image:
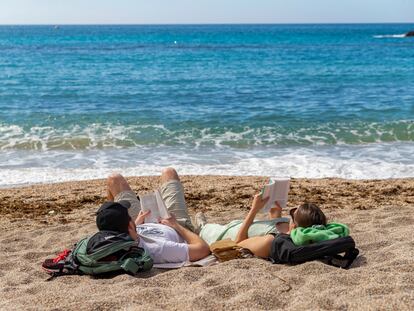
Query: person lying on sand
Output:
[[106, 168, 210, 264], [233, 195, 349, 258], [196, 202, 290, 245]]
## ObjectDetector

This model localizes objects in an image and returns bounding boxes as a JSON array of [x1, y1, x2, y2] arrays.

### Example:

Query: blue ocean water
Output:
[[0, 24, 413, 186]]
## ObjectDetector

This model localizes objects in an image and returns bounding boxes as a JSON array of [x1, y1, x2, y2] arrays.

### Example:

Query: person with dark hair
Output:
[[232, 195, 349, 258], [289, 202, 327, 228]]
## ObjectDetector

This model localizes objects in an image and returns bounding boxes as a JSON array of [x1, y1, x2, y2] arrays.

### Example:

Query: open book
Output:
[[139, 190, 170, 223], [260, 177, 290, 213]]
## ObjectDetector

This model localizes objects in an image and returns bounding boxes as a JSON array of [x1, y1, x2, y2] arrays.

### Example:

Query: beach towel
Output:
[[152, 255, 218, 269]]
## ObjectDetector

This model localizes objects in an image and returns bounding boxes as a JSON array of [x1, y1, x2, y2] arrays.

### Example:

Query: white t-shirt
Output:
[[136, 223, 189, 264]]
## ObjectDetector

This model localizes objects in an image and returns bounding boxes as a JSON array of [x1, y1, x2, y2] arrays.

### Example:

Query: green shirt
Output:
[[199, 217, 290, 245]]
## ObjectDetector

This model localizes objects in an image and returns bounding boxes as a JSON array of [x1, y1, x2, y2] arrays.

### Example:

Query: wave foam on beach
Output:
[[1, 142, 413, 187]]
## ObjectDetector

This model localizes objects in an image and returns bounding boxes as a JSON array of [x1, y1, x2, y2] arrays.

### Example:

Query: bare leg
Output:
[[268, 205, 282, 219], [269, 204, 289, 233], [107, 188, 114, 201], [107, 173, 133, 201], [161, 167, 180, 183]]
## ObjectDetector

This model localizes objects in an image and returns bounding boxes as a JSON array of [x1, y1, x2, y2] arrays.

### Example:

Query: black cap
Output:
[[96, 201, 132, 233]]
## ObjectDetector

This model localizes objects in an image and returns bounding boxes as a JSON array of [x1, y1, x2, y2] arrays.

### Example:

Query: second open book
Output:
[[139, 190, 170, 223], [260, 177, 290, 213]]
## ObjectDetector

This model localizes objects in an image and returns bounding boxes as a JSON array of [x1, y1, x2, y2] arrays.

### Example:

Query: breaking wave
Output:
[[1, 142, 413, 187], [0, 120, 413, 151]]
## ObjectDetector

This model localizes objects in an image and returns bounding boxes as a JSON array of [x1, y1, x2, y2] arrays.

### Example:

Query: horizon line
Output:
[[1, 21, 414, 26]]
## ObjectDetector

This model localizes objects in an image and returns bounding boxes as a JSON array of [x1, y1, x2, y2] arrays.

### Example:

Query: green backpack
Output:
[[73, 236, 153, 275], [44, 232, 153, 279]]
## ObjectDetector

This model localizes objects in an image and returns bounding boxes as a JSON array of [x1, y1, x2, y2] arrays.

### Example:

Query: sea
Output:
[[0, 24, 413, 187]]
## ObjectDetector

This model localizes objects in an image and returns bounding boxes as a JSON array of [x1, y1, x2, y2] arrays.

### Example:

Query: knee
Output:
[[107, 173, 124, 187], [162, 167, 177, 176], [161, 167, 179, 181]]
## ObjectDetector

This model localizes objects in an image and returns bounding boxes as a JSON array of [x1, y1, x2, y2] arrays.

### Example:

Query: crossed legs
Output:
[[107, 167, 194, 231], [107, 167, 180, 201]]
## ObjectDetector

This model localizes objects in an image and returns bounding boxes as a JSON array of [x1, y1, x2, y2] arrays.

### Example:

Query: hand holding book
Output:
[[159, 213, 179, 230], [139, 190, 170, 223], [250, 194, 270, 213], [259, 177, 290, 213], [135, 210, 151, 225]]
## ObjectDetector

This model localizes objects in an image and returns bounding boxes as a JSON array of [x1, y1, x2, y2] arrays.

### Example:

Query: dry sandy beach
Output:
[[0, 176, 413, 311]]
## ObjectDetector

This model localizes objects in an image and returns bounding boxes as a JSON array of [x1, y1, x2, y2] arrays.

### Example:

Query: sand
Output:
[[0, 176, 413, 310]]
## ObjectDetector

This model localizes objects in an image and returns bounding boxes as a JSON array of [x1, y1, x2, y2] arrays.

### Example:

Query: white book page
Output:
[[140, 190, 170, 223], [140, 193, 161, 223], [260, 177, 290, 213], [155, 190, 170, 219]]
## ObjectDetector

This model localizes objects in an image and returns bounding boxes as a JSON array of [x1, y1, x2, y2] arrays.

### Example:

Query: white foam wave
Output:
[[0, 142, 413, 187], [1, 120, 413, 150], [373, 34, 406, 38]]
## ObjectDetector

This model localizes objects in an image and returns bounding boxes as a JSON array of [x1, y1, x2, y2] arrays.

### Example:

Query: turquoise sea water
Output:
[[0, 24, 413, 186]]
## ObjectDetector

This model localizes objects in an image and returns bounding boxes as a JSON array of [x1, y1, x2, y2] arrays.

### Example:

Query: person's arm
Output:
[[234, 194, 269, 244], [160, 215, 210, 261], [135, 210, 151, 225]]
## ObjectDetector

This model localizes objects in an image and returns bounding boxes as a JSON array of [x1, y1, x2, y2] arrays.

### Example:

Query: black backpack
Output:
[[269, 234, 359, 269]]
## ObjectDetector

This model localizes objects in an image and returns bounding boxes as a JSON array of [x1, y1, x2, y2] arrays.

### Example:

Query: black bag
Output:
[[269, 234, 359, 269]]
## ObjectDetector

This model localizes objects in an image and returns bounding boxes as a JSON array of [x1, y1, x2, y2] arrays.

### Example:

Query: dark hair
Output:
[[294, 203, 327, 228]]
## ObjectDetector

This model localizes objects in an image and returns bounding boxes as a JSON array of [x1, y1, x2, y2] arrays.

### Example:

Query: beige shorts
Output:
[[115, 180, 194, 232], [115, 190, 141, 221]]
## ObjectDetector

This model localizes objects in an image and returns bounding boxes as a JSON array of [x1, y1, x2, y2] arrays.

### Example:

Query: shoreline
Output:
[[1, 175, 413, 221], [2, 141, 414, 187]]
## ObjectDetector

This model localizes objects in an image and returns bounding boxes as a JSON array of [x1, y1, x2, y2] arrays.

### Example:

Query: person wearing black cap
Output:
[[96, 201, 133, 232], [85, 200, 139, 255], [104, 167, 210, 264]]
